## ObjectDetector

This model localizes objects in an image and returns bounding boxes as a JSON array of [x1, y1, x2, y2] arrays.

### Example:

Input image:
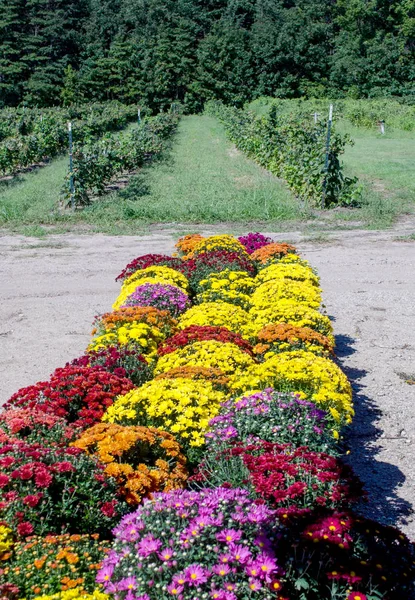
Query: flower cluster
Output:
[[256, 262, 320, 287], [98, 487, 282, 600], [185, 234, 249, 259], [1, 534, 110, 598], [194, 441, 362, 520], [180, 251, 256, 292], [115, 254, 184, 282], [155, 367, 230, 392], [92, 306, 177, 339], [195, 269, 255, 309], [103, 377, 226, 451], [251, 279, 322, 311], [275, 510, 415, 598], [6, 366, 134, 430], [238, 232, 273, 254], [155, 340, 256, 378], [88, 322, 164, 361], [0, 525, 13, 560], [158, 325, 254, 357], [73, 423, 188, 505], [32, 590, 108, 600], [205, 389, 337, 454], [251, 242, 297, 267], [174, 234, 205, 257], [71, 346, 152, 388], [248, 300, 335, 343], [0, 409, 74, 446], [178, 302, 252, 337], [253, 323, 334, 360], [113, 265, 189, 310], [229, 350, 353, 425], [121, 283, 190, 317], [0, 439, 127, 538]]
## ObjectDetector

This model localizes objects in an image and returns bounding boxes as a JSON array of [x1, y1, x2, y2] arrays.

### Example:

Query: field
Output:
[[1, 100, 415, 598], [0, 107, 414, 236]]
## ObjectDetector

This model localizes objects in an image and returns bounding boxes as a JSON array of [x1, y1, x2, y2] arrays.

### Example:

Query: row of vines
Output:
[[0, 102, 139, 177], [247, 97, 415, 132], [69, 112, 180, 205], [0, 232, 414, 600], [206, 101, 361, 208]]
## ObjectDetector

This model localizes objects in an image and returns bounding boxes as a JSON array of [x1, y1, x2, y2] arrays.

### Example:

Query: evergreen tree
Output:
[[0, 0, 28, 106]]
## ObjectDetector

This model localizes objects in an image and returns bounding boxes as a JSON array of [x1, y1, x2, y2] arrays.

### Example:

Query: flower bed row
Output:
[[0, 233, 414, 600]]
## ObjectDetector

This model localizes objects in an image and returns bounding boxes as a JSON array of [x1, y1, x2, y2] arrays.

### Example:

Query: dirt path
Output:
[[1, 226, 414, 539]]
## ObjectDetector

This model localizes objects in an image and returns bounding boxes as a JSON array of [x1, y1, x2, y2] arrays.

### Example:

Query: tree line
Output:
[[0, 0, 414, 110]]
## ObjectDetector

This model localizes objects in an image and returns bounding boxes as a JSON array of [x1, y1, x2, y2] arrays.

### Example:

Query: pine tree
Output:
[[0, 0, 28, 106]]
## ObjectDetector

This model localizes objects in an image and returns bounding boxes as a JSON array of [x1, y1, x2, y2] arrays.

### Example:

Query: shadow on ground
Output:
[[336, 333, 413, 527]]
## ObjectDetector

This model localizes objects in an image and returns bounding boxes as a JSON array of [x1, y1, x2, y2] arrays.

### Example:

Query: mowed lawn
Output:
[[338, 123, 415, 221], [120, 114, 301, 223]]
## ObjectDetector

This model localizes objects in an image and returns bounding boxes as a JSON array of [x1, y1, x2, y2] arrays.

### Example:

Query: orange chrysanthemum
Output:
[[175, 234, 205, 257], [251, 243, 297, 265], [73, 423, 188, 505], [155, 366, 230, 390], [92, 306, 177, 337], [253, 323, 334, 360]]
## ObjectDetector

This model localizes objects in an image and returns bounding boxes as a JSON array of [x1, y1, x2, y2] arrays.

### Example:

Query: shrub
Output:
[[1, 534, 110, 599], [7, 366, 134, 427], [192, 441, 362, 521], [121, 283, 190, 317], [237, 232, 273, 254], [205, 389, 338, 454], [0, 440, 127, 538], [70, 346, 152, 388], [115, 254, 184, 282], [158, 325, 254, 358], [97, 487, 282, 600], [73, 423, 188, 505], [5, 366, 134, 430]]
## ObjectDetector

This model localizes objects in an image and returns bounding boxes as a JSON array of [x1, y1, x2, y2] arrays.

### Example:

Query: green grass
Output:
[[335, 121, 415, 227], [0, 158, 68, 227], [108, 115, 304, 223]]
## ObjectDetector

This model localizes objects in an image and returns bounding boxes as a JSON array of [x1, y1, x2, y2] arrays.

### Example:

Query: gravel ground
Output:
[[1, 225, 414, 539]]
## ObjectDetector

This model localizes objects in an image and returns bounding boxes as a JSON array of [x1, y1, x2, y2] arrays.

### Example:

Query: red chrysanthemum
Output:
[[5, 366, 134, 429], [17, 521, 34, 537], [158, 325, 254, 357]]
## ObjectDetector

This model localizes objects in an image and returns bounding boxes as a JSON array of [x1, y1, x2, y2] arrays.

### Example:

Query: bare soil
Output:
[[1, 224, 414, 539]]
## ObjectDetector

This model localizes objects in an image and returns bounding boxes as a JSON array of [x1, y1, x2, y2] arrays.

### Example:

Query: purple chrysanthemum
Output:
[[238, 233, 273, 254], [122, 283, 190, 317]]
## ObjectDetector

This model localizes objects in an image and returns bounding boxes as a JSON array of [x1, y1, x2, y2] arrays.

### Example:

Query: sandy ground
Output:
[[1, 225, 415, 539]]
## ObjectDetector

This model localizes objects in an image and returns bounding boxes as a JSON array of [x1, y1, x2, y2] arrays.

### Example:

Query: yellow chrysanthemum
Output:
[[229, 350, 353, 423], [155, 340, 256, 377], [251, 279, 322, 310], [248, 300, 334, 344], [34, 589, 108, 600], [0, 525, 13, 559], [89, 322, 164, 360], [102, 377, 226, 447], [188, 235, 250, 259], [178, 302, 254, 338], [255, 263, 320, 287]]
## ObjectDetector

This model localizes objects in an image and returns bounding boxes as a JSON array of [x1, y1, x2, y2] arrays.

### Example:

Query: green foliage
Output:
[[67, 112, 180, 205], [206, 101, 361, 207], [0, 101, 137, 175], [0, 0, 414, 109]]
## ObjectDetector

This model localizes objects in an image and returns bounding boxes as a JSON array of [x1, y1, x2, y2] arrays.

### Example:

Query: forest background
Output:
[[1, 0, 414, 110]]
